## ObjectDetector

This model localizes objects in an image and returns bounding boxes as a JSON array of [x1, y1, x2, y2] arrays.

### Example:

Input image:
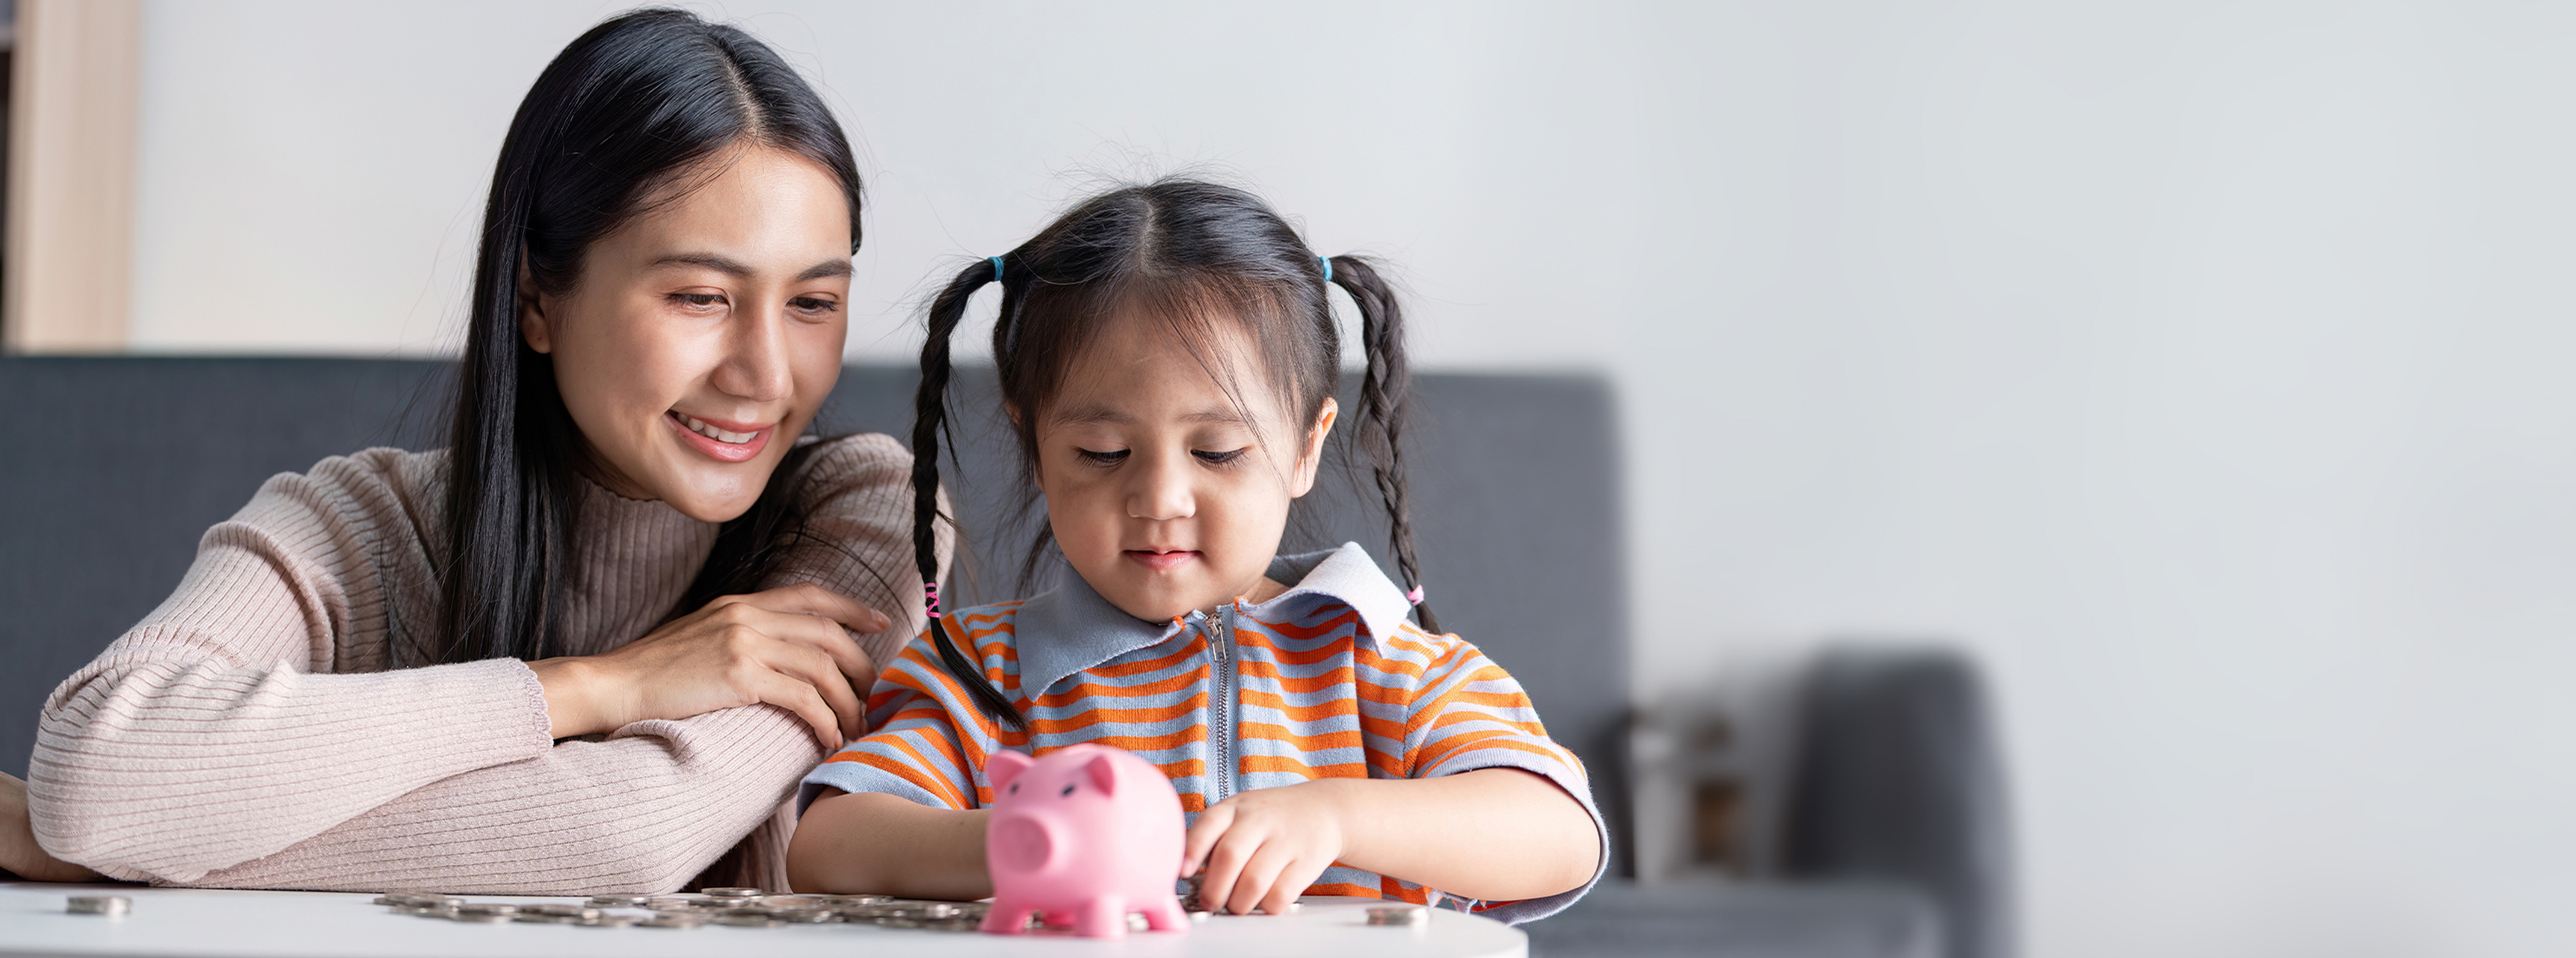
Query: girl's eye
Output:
[[1194, 448, 1247, 465], [789, 295, 840, 316], [1076, 448, 1129, 465], [672, 292, 726, 309]]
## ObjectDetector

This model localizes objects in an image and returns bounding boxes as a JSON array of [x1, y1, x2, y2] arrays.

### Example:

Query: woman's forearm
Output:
[[177, 705, 818, 893], [32, 652, 553, 881], [1330, 768, 1599, 902], [788, 789, 991, 898]]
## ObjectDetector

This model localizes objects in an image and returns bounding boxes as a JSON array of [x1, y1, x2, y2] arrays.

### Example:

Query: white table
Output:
[[0, 883, 1524, 958]]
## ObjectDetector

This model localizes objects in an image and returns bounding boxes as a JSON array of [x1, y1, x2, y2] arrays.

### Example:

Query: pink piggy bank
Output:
[[980, 744, 1191, 938]]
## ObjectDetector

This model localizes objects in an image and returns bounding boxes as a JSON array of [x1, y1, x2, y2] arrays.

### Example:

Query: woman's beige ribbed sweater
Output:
[[25, 433, 937, 895]]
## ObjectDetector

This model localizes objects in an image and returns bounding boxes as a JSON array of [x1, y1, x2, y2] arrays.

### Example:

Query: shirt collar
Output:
[[1014, 542, 1420, 697]]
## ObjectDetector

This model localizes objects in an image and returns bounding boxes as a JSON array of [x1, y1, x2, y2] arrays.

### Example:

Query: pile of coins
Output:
[[372, 889, 998, 932]]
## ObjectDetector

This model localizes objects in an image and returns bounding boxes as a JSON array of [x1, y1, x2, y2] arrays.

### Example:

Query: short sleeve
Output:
[[1399, 632, 1609, 924], [799, 627, 980, 814]]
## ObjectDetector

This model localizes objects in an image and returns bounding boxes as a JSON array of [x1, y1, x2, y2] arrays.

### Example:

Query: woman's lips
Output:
[[1125, 549, 1200, 571], [665, 410, 772, 463]]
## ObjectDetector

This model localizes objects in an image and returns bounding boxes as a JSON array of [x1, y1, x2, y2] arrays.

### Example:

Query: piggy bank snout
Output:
[[990, 814, 1060, 873]]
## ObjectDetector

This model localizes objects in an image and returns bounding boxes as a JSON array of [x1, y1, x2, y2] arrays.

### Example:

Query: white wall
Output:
[[127, 2, 2576, 956]]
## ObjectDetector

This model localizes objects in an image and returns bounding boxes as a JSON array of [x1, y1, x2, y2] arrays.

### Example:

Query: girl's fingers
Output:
[[1182, 803, 1236, 876], [1261, 854, 1331, 918], [1192, 823, 1256, 913], [751, 668, 843, 751], [1228, 839, 1296, 916]]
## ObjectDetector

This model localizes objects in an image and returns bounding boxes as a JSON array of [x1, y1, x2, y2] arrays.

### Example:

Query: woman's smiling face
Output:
[[520, 146, 852, 521], [1033, 314, 1338, 623]]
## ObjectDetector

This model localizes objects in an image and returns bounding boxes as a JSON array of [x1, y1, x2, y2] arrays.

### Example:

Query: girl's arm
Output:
[[1183, 767, 1599, 916], [788, 788, 991, 898]]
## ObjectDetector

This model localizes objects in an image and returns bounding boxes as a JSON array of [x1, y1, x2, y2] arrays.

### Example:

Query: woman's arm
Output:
[[787, 789, 991, 898], [172, 704, 821, 893], [1183, 768, 1598, 915]]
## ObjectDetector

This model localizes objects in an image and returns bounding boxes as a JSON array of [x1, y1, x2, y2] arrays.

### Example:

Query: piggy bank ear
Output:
[[987, 750, 1035, 790], [1082, 753, 1119, 796]]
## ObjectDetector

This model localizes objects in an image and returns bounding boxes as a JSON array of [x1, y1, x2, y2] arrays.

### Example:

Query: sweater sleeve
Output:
[[175, 704, 821, 894], [26, 451, 565, 883]]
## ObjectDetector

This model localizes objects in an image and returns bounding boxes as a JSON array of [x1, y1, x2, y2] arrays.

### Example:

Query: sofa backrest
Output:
[[0, 357, 1628, 853]]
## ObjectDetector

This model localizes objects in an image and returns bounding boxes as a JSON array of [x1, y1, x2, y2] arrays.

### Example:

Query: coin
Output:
[[702, 887, 762, 898], [643, 897, 698, 911], [638, 914, 706, 929], [583, 915, 638, 929], [1365, 906, 1429, 926], [714, 912, 782, 928], [375, 892, 456, 909], [67, 896, 131, 917], [587, 895, 650, 908]]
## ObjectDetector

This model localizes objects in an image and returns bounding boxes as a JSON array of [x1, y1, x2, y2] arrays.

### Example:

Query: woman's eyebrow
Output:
[[651, 252, 752, 276], [647, 253, 852, 282], [798, 259, 854, 281]]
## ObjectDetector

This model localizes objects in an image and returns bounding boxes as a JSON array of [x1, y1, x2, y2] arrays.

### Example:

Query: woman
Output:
[[0, 9, 932, 893]]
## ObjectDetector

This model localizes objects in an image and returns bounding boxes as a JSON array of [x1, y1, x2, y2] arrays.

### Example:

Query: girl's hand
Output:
[[529, 582, 891, 750], [1183, 779, 1351, 916], [1, 772, 102, 882]]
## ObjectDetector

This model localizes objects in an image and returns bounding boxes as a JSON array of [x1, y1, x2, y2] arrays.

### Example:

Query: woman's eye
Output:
[[1076, 448, 1129, 465], [671, 292, 726, 309], [789, 296, 841, 315], [1193, 448, 1247, 465]]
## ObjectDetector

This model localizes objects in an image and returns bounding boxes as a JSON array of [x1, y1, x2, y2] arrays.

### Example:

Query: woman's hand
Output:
[[529, 582, 891, 750], [1183, 779, 1351, 916], [1, 772, 102, 882]]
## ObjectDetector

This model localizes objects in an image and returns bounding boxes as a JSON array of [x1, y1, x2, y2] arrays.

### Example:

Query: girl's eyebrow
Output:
[[1051, 404, 1245, 426]]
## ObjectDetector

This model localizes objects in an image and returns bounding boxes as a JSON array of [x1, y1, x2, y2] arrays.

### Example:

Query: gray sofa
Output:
[[0, 356, 2010, 957]]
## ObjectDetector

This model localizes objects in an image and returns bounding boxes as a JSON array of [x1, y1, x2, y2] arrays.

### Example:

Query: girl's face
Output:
[[1033, 315, 1338, 622], [521, 147, 852, 522]]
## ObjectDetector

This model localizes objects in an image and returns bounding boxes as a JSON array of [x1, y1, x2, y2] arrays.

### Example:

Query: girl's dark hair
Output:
[[910, 178, 1433, 728], [423, 8, 865, 665]]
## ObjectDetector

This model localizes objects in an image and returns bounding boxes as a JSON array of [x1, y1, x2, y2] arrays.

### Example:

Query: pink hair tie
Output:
[[1405, 585, 1425, 605], [924, 582, 943, 619]]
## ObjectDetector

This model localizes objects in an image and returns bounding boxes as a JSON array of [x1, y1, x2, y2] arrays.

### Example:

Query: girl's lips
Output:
[[665, 410, 772, 463], [1125, 549, 1200, 571]]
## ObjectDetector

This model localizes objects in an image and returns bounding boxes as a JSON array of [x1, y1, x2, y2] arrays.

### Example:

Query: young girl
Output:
[[785, 180, 1603, 923]]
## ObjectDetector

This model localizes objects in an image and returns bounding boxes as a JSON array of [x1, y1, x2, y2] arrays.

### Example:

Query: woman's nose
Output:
[[1127, 451, 1196, 521], [709, 304, 793, 402]]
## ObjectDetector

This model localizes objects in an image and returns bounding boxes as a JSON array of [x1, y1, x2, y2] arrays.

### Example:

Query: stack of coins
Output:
[[1365, 906, 1431, 926], [66, 896, 132, 917]]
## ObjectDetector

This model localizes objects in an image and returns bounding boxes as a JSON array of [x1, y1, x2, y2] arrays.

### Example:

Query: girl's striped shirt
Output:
[[799, 543, 1605, 924]]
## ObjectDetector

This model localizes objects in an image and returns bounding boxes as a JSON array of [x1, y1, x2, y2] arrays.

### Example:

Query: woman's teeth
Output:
[[676, 413, 758, 445]]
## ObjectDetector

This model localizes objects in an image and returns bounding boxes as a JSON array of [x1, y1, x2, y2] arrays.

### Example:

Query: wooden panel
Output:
[[4, 0, 141, 353]]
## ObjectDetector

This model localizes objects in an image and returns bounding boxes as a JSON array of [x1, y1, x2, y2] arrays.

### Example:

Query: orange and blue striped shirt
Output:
[[799, 543, 1604, 923]]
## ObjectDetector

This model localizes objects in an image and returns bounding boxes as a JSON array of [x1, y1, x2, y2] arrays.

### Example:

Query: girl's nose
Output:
[[1127, 451, 1196, 521], [709, 303, 793, 402]]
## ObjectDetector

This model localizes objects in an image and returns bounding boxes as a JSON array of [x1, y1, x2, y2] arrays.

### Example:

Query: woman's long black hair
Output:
[[910, 179, 1434, 728], [421, 9, 865, 666]]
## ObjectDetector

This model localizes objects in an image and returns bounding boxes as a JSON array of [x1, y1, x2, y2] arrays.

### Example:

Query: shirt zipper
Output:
[[1208, 605, 1239, 804]]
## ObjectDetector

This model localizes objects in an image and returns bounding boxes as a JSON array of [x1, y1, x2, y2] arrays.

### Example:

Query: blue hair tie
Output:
[[990, 256, 1005, 281], [1319, 255, 1332, 283]]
